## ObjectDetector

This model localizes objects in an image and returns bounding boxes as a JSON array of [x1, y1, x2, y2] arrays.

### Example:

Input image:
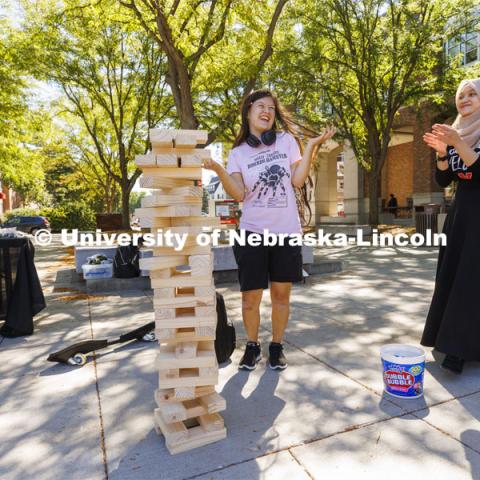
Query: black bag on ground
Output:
[[215, 292, 236, 363], [113, 244, 140, 278]]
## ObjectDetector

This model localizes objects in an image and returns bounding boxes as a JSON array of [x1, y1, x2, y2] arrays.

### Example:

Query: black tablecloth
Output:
[[0, 237, 46, 337]]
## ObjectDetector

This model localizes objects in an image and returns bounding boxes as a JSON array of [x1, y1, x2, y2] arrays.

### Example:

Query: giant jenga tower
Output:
[[135, 129, 226, 455]]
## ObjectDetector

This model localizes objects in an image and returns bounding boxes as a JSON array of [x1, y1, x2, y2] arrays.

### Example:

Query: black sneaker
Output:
[[268, 342, 288, 370], [441, 354, 464, 374], [238, 341, 261, 370]]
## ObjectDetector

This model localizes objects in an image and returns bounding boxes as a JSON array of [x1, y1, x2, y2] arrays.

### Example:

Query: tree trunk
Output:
[[121, 185, 131, 230], [368, 172, 380, 226], [165, 58, 198, 130]]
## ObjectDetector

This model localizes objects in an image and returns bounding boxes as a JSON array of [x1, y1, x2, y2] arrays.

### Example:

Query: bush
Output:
[[2, 207, 40, 223], [41, 202, 96, 232], [2, 203, 96, 231]]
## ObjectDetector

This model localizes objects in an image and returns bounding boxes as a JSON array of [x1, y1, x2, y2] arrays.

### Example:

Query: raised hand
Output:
[[423, 132, 447, 157], [308, 126, 337, 147]]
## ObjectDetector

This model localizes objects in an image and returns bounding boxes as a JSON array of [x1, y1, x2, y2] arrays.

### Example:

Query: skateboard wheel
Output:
[[142, 332, 156, 342], [67, 353, 87, 366]]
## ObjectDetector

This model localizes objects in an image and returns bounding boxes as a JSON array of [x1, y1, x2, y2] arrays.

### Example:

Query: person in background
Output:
[[386, 193, 398, 217]]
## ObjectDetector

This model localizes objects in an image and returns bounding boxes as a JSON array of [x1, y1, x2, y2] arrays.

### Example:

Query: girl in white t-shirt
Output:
[[203, 89, 335, 370]]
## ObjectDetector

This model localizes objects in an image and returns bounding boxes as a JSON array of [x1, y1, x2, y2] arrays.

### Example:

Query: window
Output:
[[445, 32, 479, 66]]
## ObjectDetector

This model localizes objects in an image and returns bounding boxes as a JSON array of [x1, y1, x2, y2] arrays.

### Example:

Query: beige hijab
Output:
[[452, 78, 480, 147]]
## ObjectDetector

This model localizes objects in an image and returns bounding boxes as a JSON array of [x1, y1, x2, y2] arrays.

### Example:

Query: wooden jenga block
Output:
[[156, 341, 216, 369], [155, 326, 216, 343], [151, 273, 213, 289], [149, 129, 176, 147], [175, 342, 198, 358], [139, 255, 187, 272], [141, 167, 201, 181], [149, 147, 210, 159], [168, 186, 203, 197], [154, 308, 177, 320], [171, 216, 220, 227], [154, 313, 217, 328], [179, 153, 204, 167], [198, 413, 224, 432], [155, 153, 178, 166], [141, 195, 202, 208], [135, 153, 157, 167], [188, 254, 213, 275], [153, 287, 176, 298], [139, 175, 192, 189], [199, 393, 226, 414], [149, 129, 207, 148], [152, 245, 212, 256], [156, 393, 226, 424], [155, 385, 215, 403], [153, 292, 215, 308], [152, 304, 216, 317], [135, 205, 201, 218], [138, 217, 171, 229], [154, 410, 226, 455], [158, 367, 218, 389], [150, 268, 172, 279]]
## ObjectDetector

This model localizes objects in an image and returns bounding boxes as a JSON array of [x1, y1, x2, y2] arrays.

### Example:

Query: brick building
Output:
[[313, 29, 479, 225], [0, 179, 20, 218]]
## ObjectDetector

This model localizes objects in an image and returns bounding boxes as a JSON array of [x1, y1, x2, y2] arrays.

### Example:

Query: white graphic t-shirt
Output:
[[226, 132, 302, 234]]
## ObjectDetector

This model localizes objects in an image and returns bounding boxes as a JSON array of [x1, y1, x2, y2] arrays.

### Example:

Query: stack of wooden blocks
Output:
[[135, 129, 227, 455]]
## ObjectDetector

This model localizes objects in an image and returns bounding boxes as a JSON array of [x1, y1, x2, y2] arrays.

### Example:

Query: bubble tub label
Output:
[[382, 360, 425, 398]]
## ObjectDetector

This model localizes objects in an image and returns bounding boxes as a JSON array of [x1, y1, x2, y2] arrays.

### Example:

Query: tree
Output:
[[119, 0, 290, 142], [0, 17, 47, 204], [22, 0, 173, 227], [291, 0, 477, 224]]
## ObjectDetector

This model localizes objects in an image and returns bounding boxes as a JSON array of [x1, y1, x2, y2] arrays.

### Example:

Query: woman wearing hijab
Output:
[[421, 78, 480, 374]]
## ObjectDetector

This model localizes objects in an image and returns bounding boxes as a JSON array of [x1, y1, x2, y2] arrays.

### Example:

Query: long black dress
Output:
[[421, 143, 480, 360]]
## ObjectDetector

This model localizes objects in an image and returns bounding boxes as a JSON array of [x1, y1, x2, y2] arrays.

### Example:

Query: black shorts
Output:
[[232, 230, 303, 292]]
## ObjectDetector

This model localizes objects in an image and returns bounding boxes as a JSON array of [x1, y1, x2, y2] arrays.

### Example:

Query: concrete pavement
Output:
[[1, 238, 480, 479]]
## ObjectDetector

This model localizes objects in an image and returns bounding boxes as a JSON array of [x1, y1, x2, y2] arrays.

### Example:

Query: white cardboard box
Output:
[[82, 263, 113, 279]]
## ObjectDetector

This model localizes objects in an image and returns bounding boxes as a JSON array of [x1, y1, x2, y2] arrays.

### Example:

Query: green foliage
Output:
[[202, 187, 209, 214], [19, 0, 171, 225], [1, 203, 96, 231], [128, 191, 146, 212], [41, 202, 96, 232], [1, 207, 40, 223]]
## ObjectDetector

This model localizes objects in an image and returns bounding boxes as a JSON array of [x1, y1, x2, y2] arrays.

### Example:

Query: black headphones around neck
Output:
[[246, 129, 277, 148]]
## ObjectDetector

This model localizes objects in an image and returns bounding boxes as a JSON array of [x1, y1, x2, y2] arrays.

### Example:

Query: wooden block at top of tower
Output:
[[149, 129, 208, 149]]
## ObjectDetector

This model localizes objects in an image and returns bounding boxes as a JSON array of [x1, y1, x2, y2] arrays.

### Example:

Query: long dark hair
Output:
[[233, 89, 313, 227]]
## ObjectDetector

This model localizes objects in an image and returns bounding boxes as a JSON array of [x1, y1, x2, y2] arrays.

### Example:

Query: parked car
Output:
[[0, 216, 51, 234]]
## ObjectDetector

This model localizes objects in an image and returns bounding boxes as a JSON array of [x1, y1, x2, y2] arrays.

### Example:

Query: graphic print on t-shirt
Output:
[[252, 164, 290, 205], [247, 150, 290, 208]]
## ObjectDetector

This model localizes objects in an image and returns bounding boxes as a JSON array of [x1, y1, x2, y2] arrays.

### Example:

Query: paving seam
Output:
[[260, 324, 480, 415], [287, 448, 315, 480], [180, 409, 416, 480], [409, 411, 480, 456], [87, 295, 109, 480]]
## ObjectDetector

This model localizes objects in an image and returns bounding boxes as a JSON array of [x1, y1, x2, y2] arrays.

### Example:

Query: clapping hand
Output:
[[423, 132, 447, 157], [431, 124, 462, 148]]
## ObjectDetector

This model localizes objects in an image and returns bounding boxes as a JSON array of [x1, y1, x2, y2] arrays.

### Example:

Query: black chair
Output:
[[0, 237, 45, 337]]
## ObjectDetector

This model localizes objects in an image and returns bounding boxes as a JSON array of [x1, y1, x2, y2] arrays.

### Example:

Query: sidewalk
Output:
[[1, 238, 480, 479]]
